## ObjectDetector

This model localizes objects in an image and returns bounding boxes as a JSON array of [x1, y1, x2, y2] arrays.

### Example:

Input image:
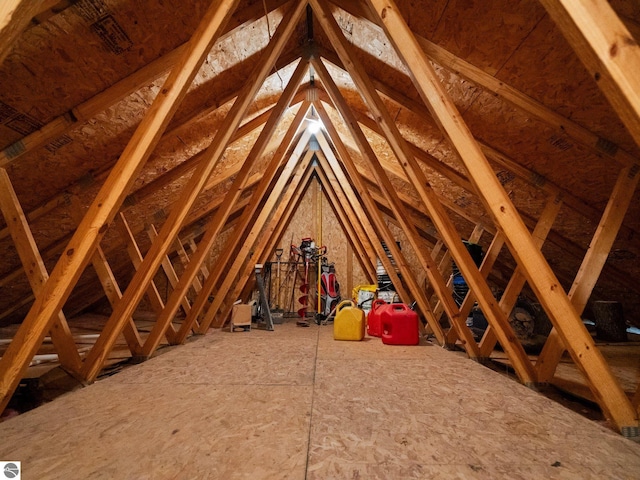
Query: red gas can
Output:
[[366, 299, 387, 337], [381, 303, 420, 345]]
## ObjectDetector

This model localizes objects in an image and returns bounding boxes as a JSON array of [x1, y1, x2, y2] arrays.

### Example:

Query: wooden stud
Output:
[[368, 0, 637, 432], [173, 237, 204, 293], [478, 194, 564, 357], [537, 165, 639, 381], [115, 213, 167, 317], [145, 224, 192, 317], [67, 196, 143, 356], [0, 168, 81, 373]]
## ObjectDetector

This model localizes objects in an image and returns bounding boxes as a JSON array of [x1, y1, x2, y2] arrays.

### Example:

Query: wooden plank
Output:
[[0, 168, 81, 373], [188, 240, 210, 278], [368, 0, 638, 433], [478, 194, 564, 357], [537, 165, 640, 381], [140, 63, 309, 356], [67, 196, 143, 356], [0, 0, 45, 65], [539, 0, 640, 147], [79, 0, 306, 382], [312, 1, 533, 380], [145, 224, 192, 317], [115, 213, 166, 317], [173, 237, 203, 292]]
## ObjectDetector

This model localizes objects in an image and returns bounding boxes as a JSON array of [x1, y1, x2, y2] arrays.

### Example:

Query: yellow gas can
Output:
[[333, 300, 365, 341]]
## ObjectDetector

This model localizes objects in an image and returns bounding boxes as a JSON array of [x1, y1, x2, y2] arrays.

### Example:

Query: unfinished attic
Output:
[[1, 0, 640, 476]]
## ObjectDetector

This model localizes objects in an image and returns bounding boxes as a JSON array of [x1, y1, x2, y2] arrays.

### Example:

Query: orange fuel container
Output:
[[366, 299, 387, 337], [334, 300, 365, 341], [381, 303, 419, 345]]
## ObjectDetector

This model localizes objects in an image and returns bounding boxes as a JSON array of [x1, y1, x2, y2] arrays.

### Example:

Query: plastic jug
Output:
[[381, 303, 419, 345], [366, 299, 387, 337], [334, 300, 365, 341]]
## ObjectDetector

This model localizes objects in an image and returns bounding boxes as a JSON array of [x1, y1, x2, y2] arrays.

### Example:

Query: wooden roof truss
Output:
[[0, 0, 638, 436]]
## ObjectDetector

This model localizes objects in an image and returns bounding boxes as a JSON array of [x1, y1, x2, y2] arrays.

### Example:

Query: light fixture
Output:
[[307, 104, 322, 134], [308, 121, 321, 134]]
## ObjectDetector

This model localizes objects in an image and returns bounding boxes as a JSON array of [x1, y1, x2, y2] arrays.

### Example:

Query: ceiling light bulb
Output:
[[308, 121, 321, 134]]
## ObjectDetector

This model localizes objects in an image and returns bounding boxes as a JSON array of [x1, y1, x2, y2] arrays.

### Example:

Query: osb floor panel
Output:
[[1, 323, 640, 479]]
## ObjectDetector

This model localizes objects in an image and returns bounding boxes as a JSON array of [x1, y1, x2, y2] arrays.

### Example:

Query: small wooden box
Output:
[[231, 304, 252, 332]]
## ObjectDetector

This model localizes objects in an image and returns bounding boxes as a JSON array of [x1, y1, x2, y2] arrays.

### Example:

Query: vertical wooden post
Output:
[[145, 224, 192, 316], [116, 213, 167, 317]]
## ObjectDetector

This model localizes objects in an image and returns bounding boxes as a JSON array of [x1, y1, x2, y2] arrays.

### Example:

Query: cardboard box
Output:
[[231, 304, 252, 332]]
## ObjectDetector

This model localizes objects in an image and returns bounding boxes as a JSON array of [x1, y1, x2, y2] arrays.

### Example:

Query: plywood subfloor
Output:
[[1, 322, 639, 479]]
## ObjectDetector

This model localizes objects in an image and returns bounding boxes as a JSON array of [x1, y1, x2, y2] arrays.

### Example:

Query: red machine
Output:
[[381, 303, 420, 345], [366, 299, 387, 337], [320, 261, 340, 317]]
